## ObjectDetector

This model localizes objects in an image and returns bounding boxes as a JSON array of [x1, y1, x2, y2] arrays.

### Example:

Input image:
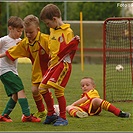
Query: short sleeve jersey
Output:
[[48, 23, 74, 68], [0, 35, 21, 76], [6, 32, 49, 84], [80, 89, 100, 106]]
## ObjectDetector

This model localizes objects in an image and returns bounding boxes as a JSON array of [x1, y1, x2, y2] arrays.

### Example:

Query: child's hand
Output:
[[75, 35, 80, 40], [0, 54, 2, 58], [0, 53, 6, 58], [74, 35, 80, 42]]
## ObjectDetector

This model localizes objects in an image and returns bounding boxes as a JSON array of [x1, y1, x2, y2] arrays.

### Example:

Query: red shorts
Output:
[[39, 61, 71, 90], [79, 99, 102, 116]]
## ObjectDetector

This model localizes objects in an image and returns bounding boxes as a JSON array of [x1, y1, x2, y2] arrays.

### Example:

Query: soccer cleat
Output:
[[118, 111, 131, 118], [76, 111, 88, 118], [0, 114, 13, 122], [21, 114, 41, 122], [33, 109, 47, 118], [43, 115, 58, 124], [53, 117, 68, 126]]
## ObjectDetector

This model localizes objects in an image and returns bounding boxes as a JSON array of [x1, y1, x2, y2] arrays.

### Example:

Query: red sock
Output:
[[33, 93, 44, 112], [69, 108, 77, 117], [57, 96, 66, 120], [101, 100, 120, 116], [108, 104, 120, 116], [42, 91, 55, 116]]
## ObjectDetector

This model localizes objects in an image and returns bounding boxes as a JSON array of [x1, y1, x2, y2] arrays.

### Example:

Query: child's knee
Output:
[[92, 98, 102, 107], [66, 105, 71, 111], [31, 86, 39, 94], [12, 94, 18, 102]]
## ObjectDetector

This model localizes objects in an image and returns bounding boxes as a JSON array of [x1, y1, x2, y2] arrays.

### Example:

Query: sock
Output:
[[101, 100, 120, 116], [33, 93, 45, 112], [2, 97, 16, 116], [57, 96, 66, 120], [68, 108, 77, 117], [42, 91, 54, 116], [18, 98, 30, 116]]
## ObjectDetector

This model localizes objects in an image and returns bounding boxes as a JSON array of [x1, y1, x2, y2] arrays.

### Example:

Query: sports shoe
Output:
[[33, 109, 47, 118], [76, 111, 88, 118], [0, 114, 13, 122], [22, 114, 41, 122], [118, 111, 131, 118], [53, 117, 68, 126], [43, 115, 58, 124]]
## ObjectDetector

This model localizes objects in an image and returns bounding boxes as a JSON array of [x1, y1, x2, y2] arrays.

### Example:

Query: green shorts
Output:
[[0, 71, 24, 97]]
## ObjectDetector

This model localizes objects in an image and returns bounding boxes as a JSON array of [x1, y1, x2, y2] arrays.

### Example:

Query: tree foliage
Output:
[[0, 2, 121, 37]]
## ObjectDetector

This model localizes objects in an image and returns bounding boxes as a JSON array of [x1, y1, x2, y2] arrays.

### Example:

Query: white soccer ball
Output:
[[54, 104, 59, 116], [115, 64, 124, 72]]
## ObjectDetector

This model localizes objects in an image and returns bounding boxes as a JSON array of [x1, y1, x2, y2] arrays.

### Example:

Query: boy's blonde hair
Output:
[[81, 77, 95, 86], [40, 4, 61, 21], [8, 16, 23, 28], [23, 14, 39, 27]]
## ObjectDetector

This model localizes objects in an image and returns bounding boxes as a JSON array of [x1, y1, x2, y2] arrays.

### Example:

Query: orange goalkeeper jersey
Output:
[[6, 31, 50, 84]]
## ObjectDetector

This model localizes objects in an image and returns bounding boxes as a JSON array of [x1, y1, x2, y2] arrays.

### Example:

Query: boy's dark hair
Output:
[[40, 4, 61, 21], [8, 16, 24, 28]]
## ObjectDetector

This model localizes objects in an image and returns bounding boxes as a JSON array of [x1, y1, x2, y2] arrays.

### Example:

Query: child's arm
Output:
[[72, 35, 80, 42], [0, 53, 6, 58], [71, 95, 88, 106]]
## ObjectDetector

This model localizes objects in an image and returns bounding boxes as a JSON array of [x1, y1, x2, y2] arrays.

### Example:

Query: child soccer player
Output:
[[39, 4, 79, 126], [0, 16, 41, 122], [66, 77, 131, 118], [1, 14, 50, 119]]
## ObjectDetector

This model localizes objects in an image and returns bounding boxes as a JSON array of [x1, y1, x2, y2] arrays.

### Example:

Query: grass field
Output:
[[0, 63, 132, 132]]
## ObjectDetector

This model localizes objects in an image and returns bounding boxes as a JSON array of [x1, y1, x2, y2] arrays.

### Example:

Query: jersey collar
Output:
[[25, 31, 41, 46]]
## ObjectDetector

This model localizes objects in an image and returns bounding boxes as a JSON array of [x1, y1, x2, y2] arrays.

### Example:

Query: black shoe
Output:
[[118, 111, 131, 118], [43, 115, 58, 124]]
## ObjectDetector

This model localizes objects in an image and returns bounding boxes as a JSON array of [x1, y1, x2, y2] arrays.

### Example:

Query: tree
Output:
[[0, 2, 122, 37], [0, 2, 8, 36], [68, 2, 121, 21]]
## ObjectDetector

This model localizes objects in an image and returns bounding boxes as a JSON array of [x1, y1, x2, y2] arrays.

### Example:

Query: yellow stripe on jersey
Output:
[[80, 89, 100, 107], [49, 23, 74, 68], [57, 62, 69, 85], [7, 31, 49, 84]]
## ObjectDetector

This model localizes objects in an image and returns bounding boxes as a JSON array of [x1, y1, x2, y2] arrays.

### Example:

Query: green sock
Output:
[[2, 97, 16, 116], [18, 98, 30, 116]]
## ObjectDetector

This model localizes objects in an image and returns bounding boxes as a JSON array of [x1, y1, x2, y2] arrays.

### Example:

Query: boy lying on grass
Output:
[[66, 77, 131, 118]]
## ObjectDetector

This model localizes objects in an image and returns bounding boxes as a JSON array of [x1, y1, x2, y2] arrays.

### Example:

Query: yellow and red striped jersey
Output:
[[6, 31, 50, 84], [80, 89, 100, 106], [48, 23, 74, 68]]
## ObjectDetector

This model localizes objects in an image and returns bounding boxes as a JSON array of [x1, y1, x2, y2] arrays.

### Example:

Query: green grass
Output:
[[0, 63, 132, 131]]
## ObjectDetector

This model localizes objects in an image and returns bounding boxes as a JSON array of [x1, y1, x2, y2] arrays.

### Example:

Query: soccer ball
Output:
[[54, 104, 59, 116], [115, 64, 124, 72]]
